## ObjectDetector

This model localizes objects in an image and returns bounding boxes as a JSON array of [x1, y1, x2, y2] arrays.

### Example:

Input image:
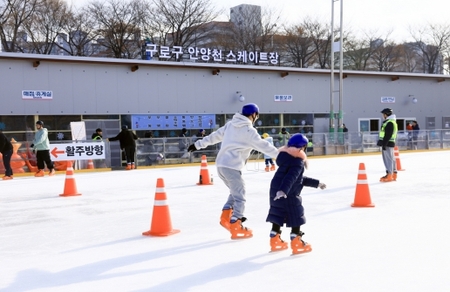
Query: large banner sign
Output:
[[49, 142, 105, 161], [131, 114, 216, 130]]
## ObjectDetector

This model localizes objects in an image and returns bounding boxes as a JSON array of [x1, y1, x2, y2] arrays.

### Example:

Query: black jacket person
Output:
[[0, 131, 13, 179], [108, 126, 138, 170]]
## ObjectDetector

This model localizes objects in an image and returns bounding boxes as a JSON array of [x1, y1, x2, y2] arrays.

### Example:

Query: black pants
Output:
[[123, 146, 136, 164], [36, 150, 54, 170], [2, 149, 13, 176]]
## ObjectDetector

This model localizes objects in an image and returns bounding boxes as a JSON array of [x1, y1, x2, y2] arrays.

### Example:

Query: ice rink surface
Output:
[[1, 150, 450, 292]]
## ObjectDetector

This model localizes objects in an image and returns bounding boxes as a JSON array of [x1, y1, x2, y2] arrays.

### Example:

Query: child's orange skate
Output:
[[270, 232, 288, 252], [290, 232, 312, 255]]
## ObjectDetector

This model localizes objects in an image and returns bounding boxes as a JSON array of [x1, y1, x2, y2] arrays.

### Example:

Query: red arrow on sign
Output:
[[51, 147, 65, 158]]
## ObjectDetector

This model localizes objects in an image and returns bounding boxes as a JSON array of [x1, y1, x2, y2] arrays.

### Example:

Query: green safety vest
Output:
[[379, 119, 397, 142]]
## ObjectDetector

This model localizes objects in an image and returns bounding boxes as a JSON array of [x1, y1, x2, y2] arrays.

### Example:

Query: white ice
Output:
[[1, 150, 450, 292]]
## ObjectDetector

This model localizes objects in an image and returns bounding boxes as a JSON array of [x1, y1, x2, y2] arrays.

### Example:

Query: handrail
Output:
[[3, 129, 449, 172]]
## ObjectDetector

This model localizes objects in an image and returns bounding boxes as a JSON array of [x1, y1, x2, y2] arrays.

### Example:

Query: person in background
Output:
[[411, 121, 420, 150], [406, 122, 413, 149], [192, 129, 206, 143], [377, 108, 398, 182], [187, 103, 279, 240], [107, 125, 138, 170], [191, 129, 206, 158], [0, 131, 13, 180], [91, 128, 105, 168], [262, 133, 276, 172], [266, 133, 326, 254], [343, 124, 348, 133], [92, 128, 103, 140], [144, 131, 158, 165], [178, 128, 188, 151], [278, 127, 291, 146], [31, 120, 55, 177], [342, 124, 349, 140]]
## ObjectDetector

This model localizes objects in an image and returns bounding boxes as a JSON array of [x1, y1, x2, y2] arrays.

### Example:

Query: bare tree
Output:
[[88, 0, 148, 59], [281, 24, 316, 68], [145, 0, 220, 49], [226, 4, 279, 53], [370, 36, 403, 72], [396, 43, 422, 72], [0, 0, 40, 52], [304, 18, 332, 69], [21, 0, 70, 54], [207, 21, 239, 52], [443, 52, 450, 75], [56, 7, 99, 56], [343, 31, 380, 70], [409, 23, 450, 74]]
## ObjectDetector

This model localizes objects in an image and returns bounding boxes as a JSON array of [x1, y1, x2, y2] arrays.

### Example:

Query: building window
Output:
[[359, 118, 380, 132], [0, 115, 34, 131]]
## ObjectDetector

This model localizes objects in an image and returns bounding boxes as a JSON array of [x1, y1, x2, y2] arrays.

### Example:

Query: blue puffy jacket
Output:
[[266, 151, 319, 227]]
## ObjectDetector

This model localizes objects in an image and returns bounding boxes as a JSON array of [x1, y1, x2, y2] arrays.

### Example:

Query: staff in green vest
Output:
[[92, 128, 103, 140], [377, 108, 398, 182]]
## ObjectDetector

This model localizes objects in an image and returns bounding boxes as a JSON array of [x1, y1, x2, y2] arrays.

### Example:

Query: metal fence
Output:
[[3, 129, 450, 173], [307, 129, 450, 155]]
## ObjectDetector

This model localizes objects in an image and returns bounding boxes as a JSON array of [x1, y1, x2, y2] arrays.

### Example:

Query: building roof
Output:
[[1, 52, 449, 83]]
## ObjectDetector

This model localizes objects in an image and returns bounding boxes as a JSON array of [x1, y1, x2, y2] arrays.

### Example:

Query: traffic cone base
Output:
[[142, 178, 180, 237], [60, 161, 81, 197], [197, 155, 213, 185], [142, 229, 180, 237], [351, 163, 374, 207]]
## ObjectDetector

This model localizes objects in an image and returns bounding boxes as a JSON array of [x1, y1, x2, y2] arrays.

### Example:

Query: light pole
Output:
[[330, 0, 344, 140]]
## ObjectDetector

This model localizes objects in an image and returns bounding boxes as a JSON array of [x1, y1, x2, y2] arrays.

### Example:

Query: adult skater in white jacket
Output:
[[188, 103, 279, 240]]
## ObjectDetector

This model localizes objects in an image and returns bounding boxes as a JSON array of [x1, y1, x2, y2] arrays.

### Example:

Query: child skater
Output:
[[266, 133, 326, 255], [262, 133, 276, 172]]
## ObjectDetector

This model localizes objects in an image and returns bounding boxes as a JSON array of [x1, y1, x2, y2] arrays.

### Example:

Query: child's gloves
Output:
[[318, 183, 326, 189], [274, 190, 287, 201]]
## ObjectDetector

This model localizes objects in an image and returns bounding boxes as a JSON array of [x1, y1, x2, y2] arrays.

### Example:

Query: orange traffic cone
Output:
[[87, 159, 94, 169], [351, 163, 374, 207], [394, 146, 405, 171], [59, 161, 81, 197], [197, 155, 213, 185], [142, 178, 180, 237]]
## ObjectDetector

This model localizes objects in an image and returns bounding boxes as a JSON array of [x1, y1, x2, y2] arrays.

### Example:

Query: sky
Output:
[[70, 0, 450, 43], [1, 150, 450, 291]]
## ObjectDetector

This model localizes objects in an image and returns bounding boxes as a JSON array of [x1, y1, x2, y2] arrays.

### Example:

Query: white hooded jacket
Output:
[[194, 113, 279, 170]]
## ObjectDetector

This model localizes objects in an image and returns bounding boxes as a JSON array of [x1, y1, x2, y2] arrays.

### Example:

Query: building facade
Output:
[[1, 52, 450, 144]]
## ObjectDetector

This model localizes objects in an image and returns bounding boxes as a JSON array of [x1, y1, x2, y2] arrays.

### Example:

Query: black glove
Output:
[[30, 144, 34, 148], [187, 144, 197, 152], [376, 140, 383, 147], [382, 146, 386, 150]]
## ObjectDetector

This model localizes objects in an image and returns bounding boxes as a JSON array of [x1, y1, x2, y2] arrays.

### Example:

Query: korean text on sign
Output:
[[145, 45, 279, 65], [22, 90, 53, 100], [274, 95, 293, 102]]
